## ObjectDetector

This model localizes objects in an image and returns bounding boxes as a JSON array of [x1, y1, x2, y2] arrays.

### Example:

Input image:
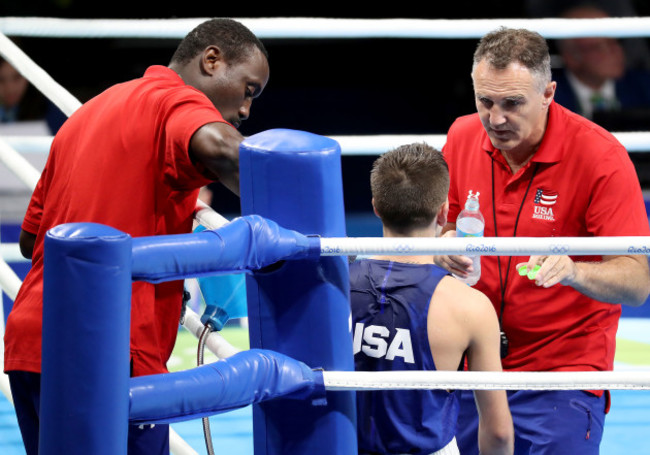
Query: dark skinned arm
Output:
[[17, 125, 240, 260], [189, 122, 243, 196], [19, 229, 36, 259]]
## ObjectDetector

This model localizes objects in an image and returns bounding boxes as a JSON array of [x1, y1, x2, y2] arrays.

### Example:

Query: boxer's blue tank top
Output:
[[349, 259, 459, 454]]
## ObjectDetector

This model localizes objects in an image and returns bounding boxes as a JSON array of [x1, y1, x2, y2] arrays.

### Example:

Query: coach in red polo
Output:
[[4, 18, 269, 455], [435, 27, 650, 455]]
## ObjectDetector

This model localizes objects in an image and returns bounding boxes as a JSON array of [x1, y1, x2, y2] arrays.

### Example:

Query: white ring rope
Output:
[[6, 234, 650, 264], [2, 17, 650, 39], [0, 32, 81, 117], [1, 136, 53, 154], [323, 370, 650, 391], [0, 244, 24, 263], [332, 132, 650, 154], [0, 259, 21, 301], [0, 200, 229, 264], [5, 132, 650, 155], [181, 307, 241, 360], [194, 200, 230, 230], [0, 136, 41, 190], [0, 19, 649, 446], [320, 236, 650, 257], [169, 431, 199, 455]]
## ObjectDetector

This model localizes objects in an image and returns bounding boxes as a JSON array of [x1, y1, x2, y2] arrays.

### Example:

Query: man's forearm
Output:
[[568, 255, 650, 306]]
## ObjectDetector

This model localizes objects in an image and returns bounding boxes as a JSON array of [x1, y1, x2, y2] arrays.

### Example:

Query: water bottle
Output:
[[455, 190, 485, 286]]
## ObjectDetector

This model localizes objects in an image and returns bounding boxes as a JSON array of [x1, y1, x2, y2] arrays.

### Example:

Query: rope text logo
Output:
[[628, 246, 650, 254], [465, 244, 497, 253], [321, 245, 341, 254]]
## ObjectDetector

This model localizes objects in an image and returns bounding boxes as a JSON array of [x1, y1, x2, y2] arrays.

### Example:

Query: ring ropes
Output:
[[0, 17, 650, 455]]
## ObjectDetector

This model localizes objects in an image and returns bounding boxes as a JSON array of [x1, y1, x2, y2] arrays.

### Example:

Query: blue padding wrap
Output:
[[128, 349, 325, 424], [41, 223, 132, 455], [239, 129, 347, 237], [240, 129, 356, 455], [131, 214, 320, 283]]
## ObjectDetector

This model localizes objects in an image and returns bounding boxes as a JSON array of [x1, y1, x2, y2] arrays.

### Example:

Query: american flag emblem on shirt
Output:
[[534, 189, 558, 206]]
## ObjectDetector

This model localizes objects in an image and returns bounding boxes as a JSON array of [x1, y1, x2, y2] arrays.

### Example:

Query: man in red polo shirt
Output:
[[3, 18, 269, 455], [435, 27, 650, 454]]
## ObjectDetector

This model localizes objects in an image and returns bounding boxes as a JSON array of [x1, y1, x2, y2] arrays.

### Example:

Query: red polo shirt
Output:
[[4, 66, 225, 377], [443, 101, 650, 374]]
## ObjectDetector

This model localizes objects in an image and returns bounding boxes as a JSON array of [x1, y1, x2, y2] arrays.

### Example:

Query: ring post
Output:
[[41, 223, 132, 455], [240, 129, 356, 454]]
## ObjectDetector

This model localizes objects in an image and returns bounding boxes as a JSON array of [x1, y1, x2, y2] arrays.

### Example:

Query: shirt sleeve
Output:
[[585, 143, 650, 237], [21, 171, 46, 235], [161, 87, 231, 190]]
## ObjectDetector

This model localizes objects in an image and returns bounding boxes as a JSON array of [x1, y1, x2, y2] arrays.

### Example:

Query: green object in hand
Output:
[[518, 264, 541, 280]]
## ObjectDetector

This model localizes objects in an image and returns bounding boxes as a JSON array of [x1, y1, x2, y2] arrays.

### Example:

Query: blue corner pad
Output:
[[128, 349, 327, 425]]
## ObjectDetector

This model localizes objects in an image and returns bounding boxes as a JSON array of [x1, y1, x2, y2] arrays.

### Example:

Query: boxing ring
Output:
[[1, 16, 650, 455]]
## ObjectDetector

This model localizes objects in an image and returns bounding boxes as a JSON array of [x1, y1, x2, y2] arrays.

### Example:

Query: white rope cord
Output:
[[0, 35, 71, 322], [5, 235, 650, 264], [194, 200, 230, 230], [0, 136, 40, 190], [323, 370, 650, 391], [0, 373, 12, 406], [320, 236, 650, 257], [169, 431, 199, 455], [327, 132, 650, 154], [0, 259, 22, 300], [2, 136, 53, 154], [181, 307, 241, 360], [5, 132, 650, 155], [0, 325, 13, 407], [0, 202, 229, 264], [0, 33, 42, 413], [0, 133, 43, 308], [3, 17, 650, 39], [0, 32, 81, 117], [0, 244, 23, 263]]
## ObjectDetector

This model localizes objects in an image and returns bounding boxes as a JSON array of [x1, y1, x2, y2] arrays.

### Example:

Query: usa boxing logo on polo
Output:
[[532, 188, 557, 222]]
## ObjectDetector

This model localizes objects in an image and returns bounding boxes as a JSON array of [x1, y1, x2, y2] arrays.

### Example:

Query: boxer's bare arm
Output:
[[428, 276, 514, 455]]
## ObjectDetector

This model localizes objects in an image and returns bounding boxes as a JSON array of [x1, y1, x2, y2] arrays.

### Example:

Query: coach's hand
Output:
[[516, 255, 577, 288], [433, 229, 475, 277]]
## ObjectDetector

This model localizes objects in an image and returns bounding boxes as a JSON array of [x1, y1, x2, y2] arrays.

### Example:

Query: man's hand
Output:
[[516, 254, 650, 306], [433, 229, 475, 277], [516, 255, 578, 288]]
